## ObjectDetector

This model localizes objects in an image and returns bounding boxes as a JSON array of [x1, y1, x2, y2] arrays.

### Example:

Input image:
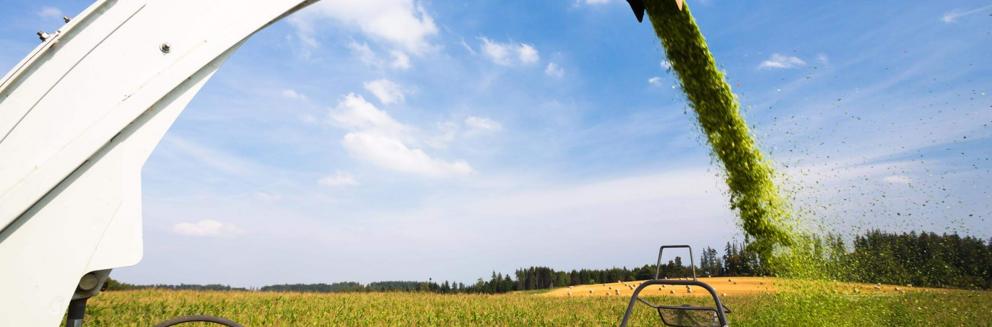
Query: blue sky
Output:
[[1, 0, 990, 286]]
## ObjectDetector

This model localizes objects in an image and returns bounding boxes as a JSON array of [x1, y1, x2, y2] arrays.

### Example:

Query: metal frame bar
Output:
[[655, 244, 697, 280], [618, 279, 728, 327]]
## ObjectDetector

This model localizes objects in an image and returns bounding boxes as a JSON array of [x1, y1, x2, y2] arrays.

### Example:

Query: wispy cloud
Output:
[[660, 60, 672, 70], [648, 76, 663, 86], [330, 93, 408, 136], [517, 44, 540, 64], [280, 89, 307, 100], [479, 38, 540, 66], [344, 42, 413, 70], [815, 53, 829, 65], [290, 0, 437, 54], [758, 53, 806, 69], [464, 116, 503, 134], [287, 0, 437, 67], [363, 79, 407, 105], [342, 132, 473, 177], [173, 220, 243, 237], [319, 171, 359, 187], [330, 94, 473, 177], [942, 4, 992, 23], [36, 6, 62, 18], [389, 50, 411, 70], [253, 192, 283, 202], [165, 137, 257, 176], [347, 41, 379, 66], [545, 62, 565, 78], [425, 116, 502, 149]]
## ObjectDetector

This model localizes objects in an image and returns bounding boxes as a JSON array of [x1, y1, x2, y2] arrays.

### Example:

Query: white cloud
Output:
[[758, 53, 807, 69], [300, 113, 319, 125], [517, 44, 540, 64], [253, 192, 283, 202], [290, 0, 438, 54], [389, 50, 411, 70], [173, 219, 243, 237], [816, 53, 829, 65], [347, 41, 378, 65], [942, 4, 992, 23], [648, 76, 663, 86], [296, 32, 320, 51], [363, 79, 407, 105], [166, 137, 256, 176], [37, 6, 62, 18], [330, 93, 408, 138], [319, 171, 359, 187], [459, 38, 478, 55], [329, 94, 473, 177], [344, 42, 413, 70], [661, 60, 672, 70], [941, 12, 959, 23], [426, 121, 459, 149], [425, 117, 501, 148], [883, 175, 912, 185], [545, 62, 565, 78], [288, 13, 319, 49], [480, 38, 540, 66], [281, 89, 307, 100], [464, 116, 503, 133], [480, 38, 512, 65], [342, 132, 473, 177]]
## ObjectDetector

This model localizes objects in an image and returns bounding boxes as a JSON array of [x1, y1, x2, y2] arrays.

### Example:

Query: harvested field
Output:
[[542, 277, 939, 298]]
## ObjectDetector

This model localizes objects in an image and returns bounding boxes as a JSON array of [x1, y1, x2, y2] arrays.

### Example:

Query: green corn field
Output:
[[77, 285, 991, 326]]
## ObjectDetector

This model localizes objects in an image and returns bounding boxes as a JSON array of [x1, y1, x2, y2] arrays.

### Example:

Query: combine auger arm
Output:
[[0, 1, 317, 325]]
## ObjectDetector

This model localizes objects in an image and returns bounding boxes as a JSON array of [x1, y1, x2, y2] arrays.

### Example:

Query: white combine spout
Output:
[[0, 1, 316, 325]]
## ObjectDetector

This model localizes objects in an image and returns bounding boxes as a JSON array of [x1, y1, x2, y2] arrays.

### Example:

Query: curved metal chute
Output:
[[0, 1, 316, 325]]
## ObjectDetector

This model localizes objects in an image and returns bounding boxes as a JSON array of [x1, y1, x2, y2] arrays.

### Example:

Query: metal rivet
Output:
[[160, 43, 171, 54]]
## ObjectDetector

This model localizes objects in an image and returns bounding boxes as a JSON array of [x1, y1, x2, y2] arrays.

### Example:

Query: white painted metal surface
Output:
[[0, 1, 314, 325]]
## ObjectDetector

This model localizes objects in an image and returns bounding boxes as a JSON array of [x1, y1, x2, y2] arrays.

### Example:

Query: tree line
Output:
[[261, 281, 481, 293], [106, 230, 992, 293], [103, 279, 247, 292], [831, 230, 992, 289]]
